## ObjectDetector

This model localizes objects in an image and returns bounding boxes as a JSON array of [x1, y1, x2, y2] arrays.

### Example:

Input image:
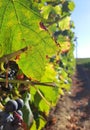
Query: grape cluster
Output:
[[0, 98, 24, 130], [0, 61, 19, 95]]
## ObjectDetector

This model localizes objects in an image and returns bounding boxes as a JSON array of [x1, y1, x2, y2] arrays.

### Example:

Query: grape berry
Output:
[[15, 99, 24, 110], [0, 61, 19, 98], [0, 61, 33, 129], [5, 100, 18, 113], [0, 99, 24, 130]]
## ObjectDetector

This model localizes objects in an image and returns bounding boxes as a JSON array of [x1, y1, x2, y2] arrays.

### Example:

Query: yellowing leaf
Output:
[[68, 1, 75, 11], [59, 16, 70, 31], [41, 63, 57, 82]]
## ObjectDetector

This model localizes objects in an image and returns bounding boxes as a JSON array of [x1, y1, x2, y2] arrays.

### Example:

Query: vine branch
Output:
[[0, 78, 56, 87]]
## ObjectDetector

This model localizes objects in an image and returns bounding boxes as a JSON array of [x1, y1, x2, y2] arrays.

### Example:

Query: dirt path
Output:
[[43, 65, 90, 130]]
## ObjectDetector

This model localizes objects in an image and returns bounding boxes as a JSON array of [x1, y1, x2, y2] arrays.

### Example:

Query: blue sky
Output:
[[71, 0, 90, 58]]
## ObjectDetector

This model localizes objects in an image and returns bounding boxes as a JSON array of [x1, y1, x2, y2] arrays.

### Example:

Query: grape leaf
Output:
[[59, 16, 70, 31], [31, 117, 46, 130], [68, 1, 75, 11], [30, 63, 59, 114], [0, 0, 57, 80], [0, 1, 75, 130]]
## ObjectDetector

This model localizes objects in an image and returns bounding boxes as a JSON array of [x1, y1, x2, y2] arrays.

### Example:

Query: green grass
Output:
[[76, 58, 90, 64], [76, 58, 90, 68]]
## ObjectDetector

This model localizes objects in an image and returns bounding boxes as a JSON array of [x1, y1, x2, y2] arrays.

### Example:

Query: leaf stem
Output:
[[0, 78, 56, 87], [0, 47, 28, 63], [33, 86, 52, 107]]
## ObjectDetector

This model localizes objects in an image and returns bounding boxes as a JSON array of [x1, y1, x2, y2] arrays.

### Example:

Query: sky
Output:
[[71, 0, 90, 58]]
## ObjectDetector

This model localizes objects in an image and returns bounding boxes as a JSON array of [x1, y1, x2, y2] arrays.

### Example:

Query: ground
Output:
[[43, 65, 90, 130]]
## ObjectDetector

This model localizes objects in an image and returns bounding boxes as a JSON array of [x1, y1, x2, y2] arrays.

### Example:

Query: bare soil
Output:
[[43, 65, 90, 130]]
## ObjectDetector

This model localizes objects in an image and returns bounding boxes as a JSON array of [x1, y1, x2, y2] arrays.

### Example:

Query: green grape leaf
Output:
[[0, 0, 75, 129], [41, 5, 53, 19], [31, 116, 46, 130], [59, 88, 64, 95], [31, 85, 59, 114], [54, 5, 62, 15], [59, 16, 70, 31], [30, 63, 59, 114], [68, 1, 75, 11], [0, 0, 57, 80], [30, 86, 50, 114]]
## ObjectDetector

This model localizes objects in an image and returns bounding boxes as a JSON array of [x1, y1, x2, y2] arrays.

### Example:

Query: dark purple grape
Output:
[[16, 99, 24, 110], [3, 61, 19, 79], [17, 110, 23, 117], [5, 100, 18, 112], [8, 69, 18, 78], [4, 61, 19, 71], [0, 110, 14, 124]]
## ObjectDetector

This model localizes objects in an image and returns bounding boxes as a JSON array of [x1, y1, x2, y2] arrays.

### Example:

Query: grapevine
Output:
[[0, 0, 75, 129]]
